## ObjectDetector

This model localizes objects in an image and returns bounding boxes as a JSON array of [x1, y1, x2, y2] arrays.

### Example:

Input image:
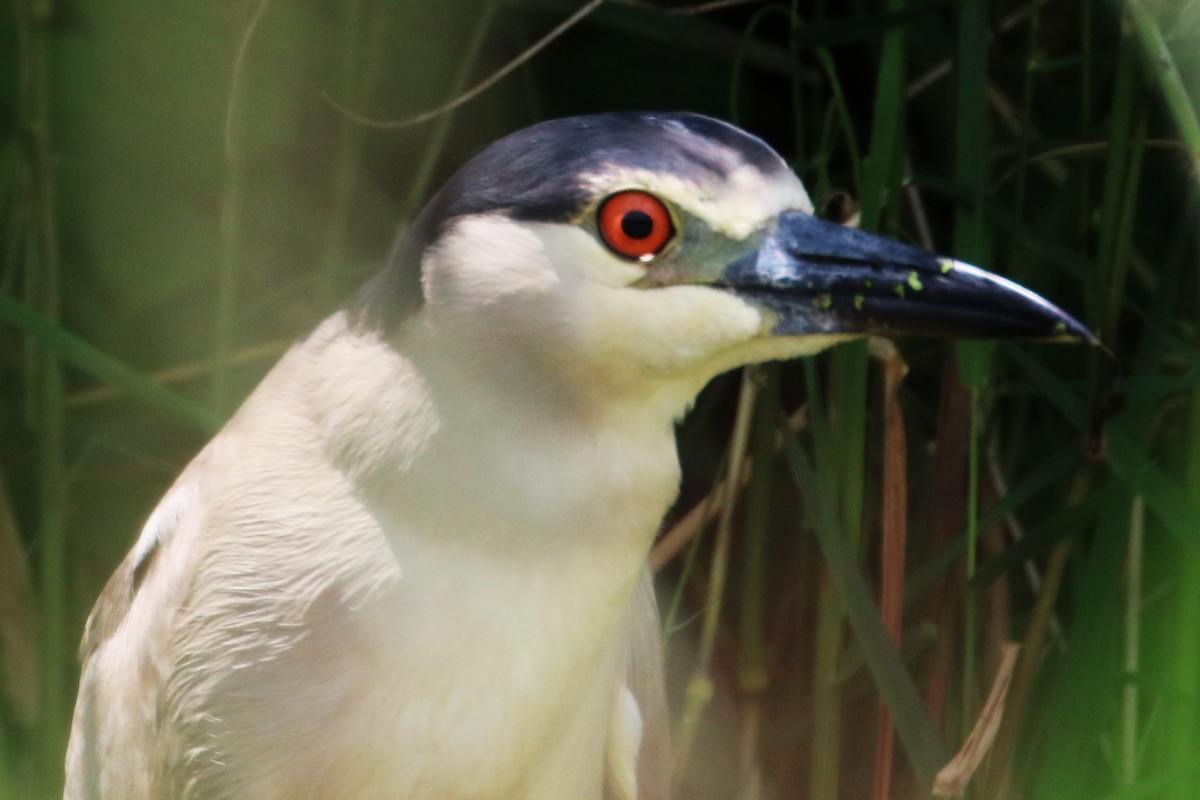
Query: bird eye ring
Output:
[[597, 191, 674, 262]]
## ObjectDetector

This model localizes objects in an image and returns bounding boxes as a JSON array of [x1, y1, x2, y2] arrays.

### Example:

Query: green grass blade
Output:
[[1125, 0, 1200, 178], [953, 0, 993, 735], [0, 295, 222, 435], [1167, 387, 1200, 799], [785, 436, 950, 790]]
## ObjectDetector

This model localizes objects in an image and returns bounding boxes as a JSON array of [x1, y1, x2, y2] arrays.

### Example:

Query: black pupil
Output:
[[620, 210, 654, 240]]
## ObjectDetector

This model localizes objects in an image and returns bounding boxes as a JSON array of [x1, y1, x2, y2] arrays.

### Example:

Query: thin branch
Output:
[[613, 0, 766, 16], [995, 138, 1188, 187], [224, 0, 274, 156], [322, 0, 608, 130], [907, 0, 1052, 99], [214, 0, 274, 414]]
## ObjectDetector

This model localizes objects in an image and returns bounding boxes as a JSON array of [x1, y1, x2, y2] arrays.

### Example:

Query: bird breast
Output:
[[155, 311, 683, 799]]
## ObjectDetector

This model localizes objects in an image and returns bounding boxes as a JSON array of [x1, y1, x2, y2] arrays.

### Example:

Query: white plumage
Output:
[[65, 112, 1090, 800]]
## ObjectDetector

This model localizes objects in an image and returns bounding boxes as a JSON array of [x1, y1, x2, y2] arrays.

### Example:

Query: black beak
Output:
[[723, 211, 1096, 343]]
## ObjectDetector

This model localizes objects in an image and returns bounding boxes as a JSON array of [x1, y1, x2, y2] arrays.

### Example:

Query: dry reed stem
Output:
[[922, 355, 972, 727], [932, 642, 1020, 798], [0, 474, 39, 728], [872, 340, 909, 800], [64, 338, 292, 408], [649, 406, 808, 571]]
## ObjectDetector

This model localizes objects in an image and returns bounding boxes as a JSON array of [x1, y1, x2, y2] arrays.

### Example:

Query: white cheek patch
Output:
[[422, 215, 560, 308], [529, 223, 647, 288]]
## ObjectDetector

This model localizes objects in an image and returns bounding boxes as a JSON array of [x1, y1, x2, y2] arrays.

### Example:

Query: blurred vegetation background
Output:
[[1, 0, 1199, 798]]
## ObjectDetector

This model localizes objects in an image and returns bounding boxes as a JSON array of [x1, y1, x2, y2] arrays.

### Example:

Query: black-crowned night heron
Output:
[[64, 112, 1091, 800]]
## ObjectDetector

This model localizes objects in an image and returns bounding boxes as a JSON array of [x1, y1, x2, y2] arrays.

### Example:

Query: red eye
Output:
[[598, 191, 674, 261]]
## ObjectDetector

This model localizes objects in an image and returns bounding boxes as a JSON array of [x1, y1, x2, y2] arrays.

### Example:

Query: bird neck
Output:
[[296, 311, 683, 562]]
